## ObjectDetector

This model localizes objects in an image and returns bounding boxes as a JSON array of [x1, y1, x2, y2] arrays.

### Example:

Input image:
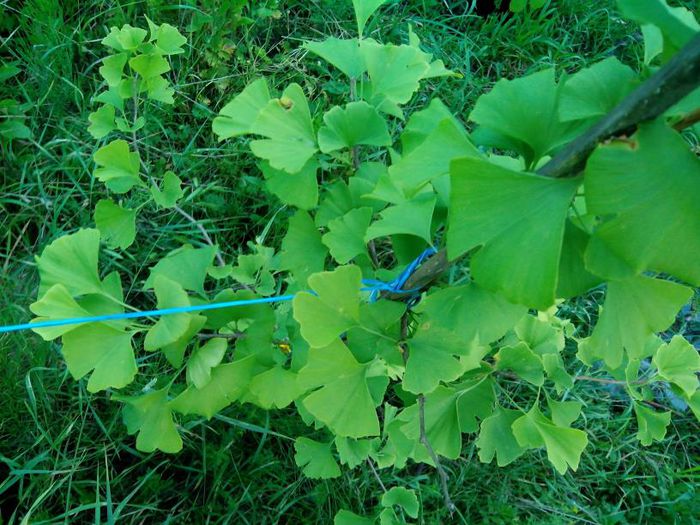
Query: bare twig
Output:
[[672, 107, 700, 131], [366, 458, 387, 492]]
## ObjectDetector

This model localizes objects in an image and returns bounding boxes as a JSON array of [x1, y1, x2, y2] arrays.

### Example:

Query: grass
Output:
[[1, 0, 699, 523]]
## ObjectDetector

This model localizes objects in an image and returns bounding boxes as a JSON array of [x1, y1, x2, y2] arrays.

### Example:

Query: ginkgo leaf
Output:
[[318, 101, 391, 153], [115, 388, 183, 453], [618, 0, 699, 60], [102, 24, 147, 52], [584, 122, 700, 286], [322, 207, 373, 264], [144, 275, 193, 351], [547, 398, 582, 428], [403, 322, 466, 394], [94, 199, 136, 250], [476, 407, 527, 467], [365, 193, 436, 244], [279, 211, 327, 286], [248, 366, 302, 409], [559, 57, 637, 122], [335, 437, 375, 468], [170, 356, 261, 418], [153, 22, 187, 54], [294, 437, 341, 479], [448, 158, 580, 310], [129, 53, 170, 79], [494, 342, 544, 386], [415, 282, 526, 345], [93, 139, 141, 193], [360, 39, 430, 117], [514, 315, 565, 356], [381, 487, 419, 519], [653, 336, 700, 396], [250, 83, 317, 173], [557, 221, 603, 299], [161, 314, 207, 368], [304, 38, 365, 78], [35, 228, 104, 298], [293, 266, 362, 348], [347, 300, 405, 363], [260, 159, 318, 210], [150, 170, 183, 208], [512, 406, 588, 474], [579, 275, 691, 369], [29, 284, 93, 340], [469, 69, 582, 166], [634, 402, 671, 446], [213, 78, 270, 140], [389, 118, 480, 195], [144, 244, 217, 295], [352, 0, 390, 35], [298, 340, 386, 438], [186, 338, 227, 389], [88, 104, 116, 139], [334, 510, 374, 525], [99, 53, 127, 86], [61, 323, 137, 393], [144, 75, 174, 104]]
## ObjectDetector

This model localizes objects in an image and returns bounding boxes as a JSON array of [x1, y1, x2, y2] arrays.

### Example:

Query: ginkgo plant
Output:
[[27, 0, 700, 522]]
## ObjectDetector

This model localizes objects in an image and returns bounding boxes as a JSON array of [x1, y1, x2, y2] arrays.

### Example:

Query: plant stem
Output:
[[418, 395, 456, 515]]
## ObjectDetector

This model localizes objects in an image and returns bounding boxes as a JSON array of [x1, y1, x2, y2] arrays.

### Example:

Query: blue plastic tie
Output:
[[0, 247, 438, 335]]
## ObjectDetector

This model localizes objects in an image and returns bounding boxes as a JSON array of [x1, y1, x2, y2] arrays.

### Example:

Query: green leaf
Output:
[[304, 38, 365, 78], [476, 407, 527, 467], [170, 356, 260, 418], [36, 228, 104, 297], [542, 353, 574, 392], [94, 199, 136, 250], [347, 300, 405, 363], [495, 342, 544, 386], [279, 211, 327, 286], [61, 324, 137, 392], [556, 221, 603, 298], [294, 437, 341, 479], [116, 388, 183, 453], [99, 53, 127, 86], [400, 98, 459, 153], [93, 139, 141, 194], [365, 193, 436, 244], [448, 158, 580, 310], [298, 340, 385, 437], [150, 170, 184, 208], [653, 336, 700, 397], [322, 207, 373, 264], [129, 53, 170, 79], [29, 285, 93, 340], [186, 338, 227, 389], [403, 322, 467, 394], [512, 406, 588, 474], [389, 118, 480, 195], [248, 366, 302, 409], [360, 40, 430, 117], [102, 24, 147, 52], [145, 75, 174, 104], [161, 314, 207, 368], [250, 83, 317, 173], [335, 437, 374, 468], [514, 315, 565, 356], [318, 101, 391, 153], [584, 122, 700, 286], [213, 78, 270, 140], [580, 276, 691, 369], [633, 403, 671, 446], [469, 69, 582, 166], [144, 244, 217, 295], [293, 265, 362, 348], [559, 57, 637, 122], [144, 276, 194, 351], [352, 0, 389, 35], [381, 487, 419, 519], [87, 104, 116, 139], [618, 0, 699, 61], [260, 158, 318, 210], [334, 510, 374, 525], [154, 22, 187, 55], [415, 282, 526, 345]]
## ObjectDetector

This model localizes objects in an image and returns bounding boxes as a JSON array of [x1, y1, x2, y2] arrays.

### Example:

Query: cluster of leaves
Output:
[[29, 0, 699, 522]]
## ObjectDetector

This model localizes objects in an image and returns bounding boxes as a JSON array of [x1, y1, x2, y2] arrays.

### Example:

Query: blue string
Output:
[[0, 247, 437, 335]]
